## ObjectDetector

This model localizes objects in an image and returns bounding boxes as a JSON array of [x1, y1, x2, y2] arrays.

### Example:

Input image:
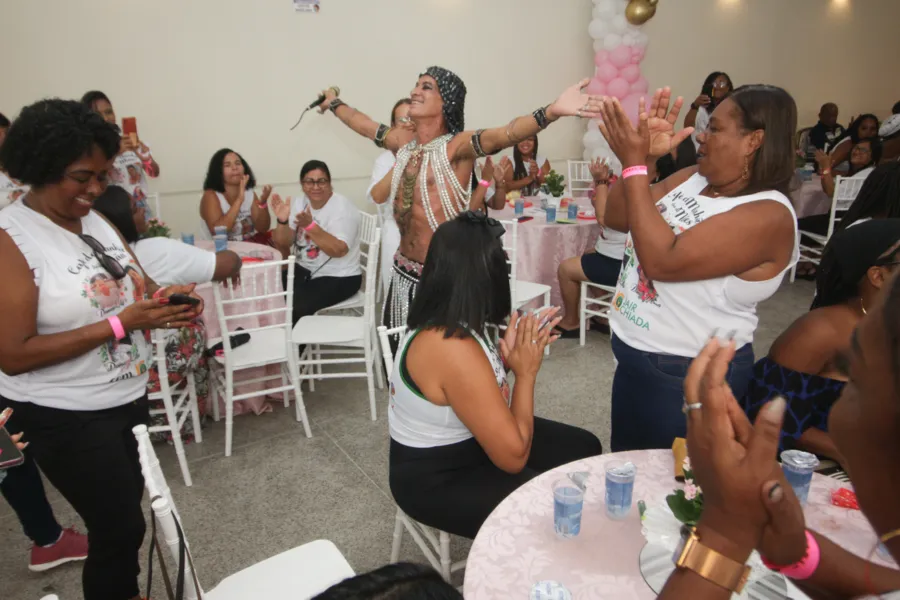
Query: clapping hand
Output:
[[528, 160, 539, 181], [814, 149, 832, 172], [481, 157, 495, 183], [271, 194, 291, 224], [495, 157, 512, 187], [294, 206, 314, 231], [589, 158, 610, 183], [645, 88, 694, 160], [597, 97, 651, 169], [259, 184, 273, 205], [499, 309, 561, 380]]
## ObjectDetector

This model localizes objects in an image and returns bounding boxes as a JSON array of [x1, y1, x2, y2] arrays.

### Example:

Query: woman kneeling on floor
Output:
[[388, 211, 603, 540]]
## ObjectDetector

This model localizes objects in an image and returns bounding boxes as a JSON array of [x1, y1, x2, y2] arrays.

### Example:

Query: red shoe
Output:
[[28, 527, 88, 572]]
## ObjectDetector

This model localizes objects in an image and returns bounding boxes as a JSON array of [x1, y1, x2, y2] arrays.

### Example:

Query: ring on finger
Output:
[[165, 322, 170, 329], [682, 402, 702, 415], [531, 339, 538, 345]]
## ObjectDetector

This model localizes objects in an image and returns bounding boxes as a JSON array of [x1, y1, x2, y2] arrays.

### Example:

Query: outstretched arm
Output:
[[452, 79, 603, 161], [316, 89, 414, 153]]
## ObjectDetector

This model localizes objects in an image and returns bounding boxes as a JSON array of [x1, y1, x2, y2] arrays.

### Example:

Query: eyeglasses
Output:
[[712, 80, 730, 89], [302, 179, 330, 187], [79, 234, 126, 280]]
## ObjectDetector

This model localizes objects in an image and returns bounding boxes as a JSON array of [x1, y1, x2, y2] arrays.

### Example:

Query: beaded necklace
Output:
[[390, 134, 471, 231]]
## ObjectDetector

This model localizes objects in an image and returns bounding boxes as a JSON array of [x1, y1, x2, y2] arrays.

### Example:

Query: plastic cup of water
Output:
[[214, 225, 228, 237], [214, 234, 228, 253], [181, 233, 195, 245], [552, 477, 584, 538], [781, 450, 819, 506], [546, 206, 557, 223], [605, 461, 636, 520], [515, 198, 525, 216], [567, 202, 578, 220]]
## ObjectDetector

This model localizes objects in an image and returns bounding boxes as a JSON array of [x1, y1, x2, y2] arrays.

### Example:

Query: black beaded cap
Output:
[[422, 66, 467, 134]]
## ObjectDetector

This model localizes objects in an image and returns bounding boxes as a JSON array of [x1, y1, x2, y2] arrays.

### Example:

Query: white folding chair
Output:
[[292, 231, 381, 420], [376, 325, 467, 583], [567, 159, 594, 199], [208, 258, 311, 456], [790, 175, 866, 282], [499, 219, 551, 355], [578, 282, 616, 347], [146, 193, 162, 222], [313, 211, 384, 391], [147, 330, 203, 486], [135, 426, 354, 600]]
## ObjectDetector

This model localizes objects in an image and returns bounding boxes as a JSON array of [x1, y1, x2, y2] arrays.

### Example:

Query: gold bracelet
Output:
[[506, 117, 525, 145]]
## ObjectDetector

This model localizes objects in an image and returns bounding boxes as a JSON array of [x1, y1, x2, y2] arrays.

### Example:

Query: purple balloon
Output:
[[595, 61, 619, 84], [585, 78, 607, 96], [608, 45, 632, 69], [630, 76, 649, 93], [607, 77, 630, 99], [593, 50, 609, 67], [620, 65, 641, 84]]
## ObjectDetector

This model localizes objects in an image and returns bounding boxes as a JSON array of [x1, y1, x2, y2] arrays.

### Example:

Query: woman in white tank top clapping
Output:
[[596, 85, 800, 452], [388, 212, 602, 540], [0, 99, 204, 600], [199, 148, 272, 243]]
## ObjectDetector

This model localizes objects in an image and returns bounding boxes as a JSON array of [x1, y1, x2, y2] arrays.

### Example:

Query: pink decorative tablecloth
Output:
[[464, 449, 890, 600], [195, 240, 284, 416], [493, 199, 600, 307], [790, 174, 831, 219]]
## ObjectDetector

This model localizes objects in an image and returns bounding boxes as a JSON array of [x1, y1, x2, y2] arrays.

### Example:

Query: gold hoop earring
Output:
[[741, 155, 750, 180]]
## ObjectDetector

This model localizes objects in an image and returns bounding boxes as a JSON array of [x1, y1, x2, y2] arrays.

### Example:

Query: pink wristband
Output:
[[478, 179, 491, 188], [304, 221, 318, 232], [622, 165, 649, 179], [761, 530, 820, 580], [107, 316, 126, 341]]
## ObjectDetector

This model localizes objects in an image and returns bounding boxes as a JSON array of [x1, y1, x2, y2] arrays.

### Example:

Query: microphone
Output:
[[291, 86, 340, 131], [308, 86, 341, 110]]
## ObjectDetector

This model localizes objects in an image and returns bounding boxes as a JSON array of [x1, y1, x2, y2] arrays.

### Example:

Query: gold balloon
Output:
[[625, 0, 658, 26]]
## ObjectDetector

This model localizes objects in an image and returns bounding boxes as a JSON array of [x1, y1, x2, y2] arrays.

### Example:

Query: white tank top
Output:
[[389, 328, 511, 448], [594, 225, 627, 260], [610, 173, 799, 357], [0, 201, 151, 410], [201, 190, 256, 240]]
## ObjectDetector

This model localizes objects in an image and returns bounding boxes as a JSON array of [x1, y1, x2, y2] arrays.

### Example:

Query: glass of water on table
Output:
[[553, 476, 584, 538], [605, 461, 636, 520], [781, 450, 819, 506]]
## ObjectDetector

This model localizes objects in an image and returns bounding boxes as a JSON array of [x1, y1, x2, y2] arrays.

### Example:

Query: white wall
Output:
[[1, 0, 898, 236]]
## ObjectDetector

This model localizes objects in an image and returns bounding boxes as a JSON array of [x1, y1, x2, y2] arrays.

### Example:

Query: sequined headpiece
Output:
[[422, 66, 467, 135]]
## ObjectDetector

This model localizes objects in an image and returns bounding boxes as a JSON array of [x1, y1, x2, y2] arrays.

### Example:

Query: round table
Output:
[[464, 449, 890, 600], [194, 240, 283, 416], [492, 199, 600, 307]]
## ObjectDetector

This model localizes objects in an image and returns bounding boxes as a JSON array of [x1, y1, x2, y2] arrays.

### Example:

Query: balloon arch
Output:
[[582, 0, 658, 172]]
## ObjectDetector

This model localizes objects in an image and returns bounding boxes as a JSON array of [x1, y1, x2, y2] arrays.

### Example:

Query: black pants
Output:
[[283, 270, 362, 326], [389, 417, 602, 539], [0, 395, 149, 600], [0, 449, 62, 546]]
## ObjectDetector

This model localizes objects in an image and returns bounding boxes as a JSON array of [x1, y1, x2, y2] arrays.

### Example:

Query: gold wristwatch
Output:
[[672, 525, 751, 593]]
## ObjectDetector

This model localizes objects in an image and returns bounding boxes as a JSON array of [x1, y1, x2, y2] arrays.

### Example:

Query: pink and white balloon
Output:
[[583, 0, 652, 171]]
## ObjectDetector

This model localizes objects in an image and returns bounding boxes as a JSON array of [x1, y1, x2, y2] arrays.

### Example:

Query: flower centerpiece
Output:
[[143, 218, 171, 239], [666, 457, 703, 525]]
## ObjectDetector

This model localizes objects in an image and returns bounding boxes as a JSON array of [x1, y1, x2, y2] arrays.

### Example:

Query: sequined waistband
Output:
[[393, 252, 424, 277]]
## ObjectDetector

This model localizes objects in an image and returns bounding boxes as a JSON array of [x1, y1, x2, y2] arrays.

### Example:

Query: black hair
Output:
[[831, 113, 880, 150], [80, 90, 111, 111], [848, 137, 882, 176], [407, 214, 511, 338], [203, 148, 256, 192], [838, 162, 900, 231], [812, 219, 900, 309], [390, 98, 412, 126], [727, 84, 797, 196], [0, 112, 9, 129], [93, 186, 140, 244], [702, 71, 734, 109], [513, 135, 539, 193], [0, 99, 120, 187], [820, 102, 837, 113], [300, 159, 331, 182], [892, 101, 900, 115], [313, 563, 462, 600]]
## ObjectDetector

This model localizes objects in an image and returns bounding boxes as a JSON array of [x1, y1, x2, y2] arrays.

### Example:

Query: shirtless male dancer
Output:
[[316, 66, 603, 341]]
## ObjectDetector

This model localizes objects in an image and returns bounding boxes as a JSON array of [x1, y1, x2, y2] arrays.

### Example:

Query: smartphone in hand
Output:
[[122, 117, 138, 136], [167, 293, 201, 307], [0, 428, 25, 470]]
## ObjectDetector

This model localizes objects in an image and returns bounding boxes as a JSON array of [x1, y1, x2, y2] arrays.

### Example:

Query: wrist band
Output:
[[470, 129, 488, 158], [478, 179, 491, 188], [622, 165, 649, 179], [594, 179, 609, 186], [761, 531, 820, 580], [374, 124, 391, 148], [108, 316, 126, 341], [328, 99, 346, 114], [277, 218, 290, 226], [304, 221, 318, 232], [533, 105, 551, 130], [690, 103, 699, 111]]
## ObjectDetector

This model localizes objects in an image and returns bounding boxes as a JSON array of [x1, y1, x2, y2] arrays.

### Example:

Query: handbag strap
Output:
[[146, 496, 203, 600], [147, 507, 176, 600]]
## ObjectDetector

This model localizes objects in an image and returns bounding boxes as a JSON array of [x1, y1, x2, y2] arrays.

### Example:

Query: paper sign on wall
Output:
[[293, 0, 320, 12]]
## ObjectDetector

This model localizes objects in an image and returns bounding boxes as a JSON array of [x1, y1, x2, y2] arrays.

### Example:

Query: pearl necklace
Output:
[[390, 134, 471, 232]]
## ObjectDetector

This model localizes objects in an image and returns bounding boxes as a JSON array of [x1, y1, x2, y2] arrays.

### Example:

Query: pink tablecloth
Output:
[[493, 200, 600, 307], [790, 174, 831, 219], [195, 240, 284, 416], [464, 449, 889, 600]]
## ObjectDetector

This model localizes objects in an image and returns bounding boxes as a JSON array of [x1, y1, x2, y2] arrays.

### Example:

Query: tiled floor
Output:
[[0, 279, 815, 599]]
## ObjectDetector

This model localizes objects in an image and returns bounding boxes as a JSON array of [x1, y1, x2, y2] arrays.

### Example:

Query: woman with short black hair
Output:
[[0, 98, 202, 600], [200, 147, 272, 242], [387, 212, 602, 539]]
